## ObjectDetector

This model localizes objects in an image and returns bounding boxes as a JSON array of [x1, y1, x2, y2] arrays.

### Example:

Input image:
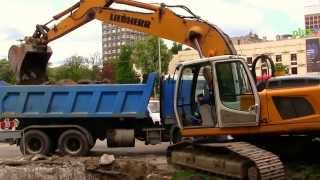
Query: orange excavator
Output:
[[10, 0, 320, 179]]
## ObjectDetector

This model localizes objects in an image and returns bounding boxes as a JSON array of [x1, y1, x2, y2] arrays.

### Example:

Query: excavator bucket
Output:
[[8, 43, 52, 84]]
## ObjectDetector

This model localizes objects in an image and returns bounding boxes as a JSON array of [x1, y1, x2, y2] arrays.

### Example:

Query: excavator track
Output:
[[167, 141, 285, 180]]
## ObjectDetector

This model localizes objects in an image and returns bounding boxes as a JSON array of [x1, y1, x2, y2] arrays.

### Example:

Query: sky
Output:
[[0, 0, 307, 65]]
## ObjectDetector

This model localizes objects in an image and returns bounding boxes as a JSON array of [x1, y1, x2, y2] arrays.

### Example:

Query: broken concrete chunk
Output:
[[18, 155, 33, 161], [147, 173, 171, 180], [31, 154, 48, 161], [99, 154, 115, 166]]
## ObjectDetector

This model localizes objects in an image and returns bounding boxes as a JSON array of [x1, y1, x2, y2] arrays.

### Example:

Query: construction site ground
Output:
[[0, 140, 319, 180]]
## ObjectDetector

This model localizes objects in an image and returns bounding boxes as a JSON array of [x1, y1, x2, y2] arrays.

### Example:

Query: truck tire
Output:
[[20, 130, 51, 155], [58, 129, 89, 156]]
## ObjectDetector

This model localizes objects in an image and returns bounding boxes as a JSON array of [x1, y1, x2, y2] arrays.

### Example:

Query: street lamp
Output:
[[158, 37, 161, 74]]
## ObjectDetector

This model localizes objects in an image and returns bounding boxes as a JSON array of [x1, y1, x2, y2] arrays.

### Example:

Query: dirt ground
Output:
[[0, 141, 319, 180]]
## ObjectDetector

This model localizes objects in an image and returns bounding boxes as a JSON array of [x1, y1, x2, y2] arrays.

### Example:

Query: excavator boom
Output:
[[8, 0, 236, 84]]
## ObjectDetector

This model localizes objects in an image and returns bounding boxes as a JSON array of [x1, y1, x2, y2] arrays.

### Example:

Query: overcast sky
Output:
[[0, 0, 307, 65]]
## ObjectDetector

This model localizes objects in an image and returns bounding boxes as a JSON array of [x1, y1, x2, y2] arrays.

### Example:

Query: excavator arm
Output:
[[8, 0, 236, 84]]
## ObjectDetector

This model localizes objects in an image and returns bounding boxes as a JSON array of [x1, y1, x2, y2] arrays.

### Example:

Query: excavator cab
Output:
[[8, 43, 52, 84], [174, 56, 260, 129]]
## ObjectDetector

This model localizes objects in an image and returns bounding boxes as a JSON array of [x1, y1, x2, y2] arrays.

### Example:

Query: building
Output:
[[102, 24, 146, 61], [305, 2, 320, 30], [169, 37, 320, 75], [231, 32, 267, 45], [168, 50, 200, 74], [237, 38, 306, 75]]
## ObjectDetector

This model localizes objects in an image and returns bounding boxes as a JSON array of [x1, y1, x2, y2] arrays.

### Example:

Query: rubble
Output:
[[99, 154, 115, 166], [0, 155, 173, 180], [31, 154, 48, 161]]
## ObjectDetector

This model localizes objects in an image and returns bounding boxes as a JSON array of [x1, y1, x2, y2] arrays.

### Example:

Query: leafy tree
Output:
[[131, 36, 172, 75], [170, 42, 183, 55], [49, 55, 93, 82], [116, 45, 138, 83], [0, 59, 15, 84]]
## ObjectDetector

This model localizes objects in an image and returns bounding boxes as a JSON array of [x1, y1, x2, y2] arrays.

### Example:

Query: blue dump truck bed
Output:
[[0, 73, 156, 119]]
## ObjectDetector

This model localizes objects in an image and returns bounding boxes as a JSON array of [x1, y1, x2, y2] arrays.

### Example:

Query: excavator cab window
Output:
[[213, 59, 260, 127], [216, 61, 253, 110], [176, 62, 216, 128]]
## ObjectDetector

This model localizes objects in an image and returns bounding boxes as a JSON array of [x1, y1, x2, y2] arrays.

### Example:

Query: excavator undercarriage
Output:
[[167, 141, 285, 180]]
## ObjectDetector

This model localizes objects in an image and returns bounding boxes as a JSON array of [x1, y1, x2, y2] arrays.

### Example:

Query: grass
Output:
[[286, 162, 320, 180], [172, 170, 210, 180]]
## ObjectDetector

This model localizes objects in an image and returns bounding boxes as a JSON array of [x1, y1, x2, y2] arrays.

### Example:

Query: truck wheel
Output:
[[20, 130, 51, 155], [58, 129, 89, 156]]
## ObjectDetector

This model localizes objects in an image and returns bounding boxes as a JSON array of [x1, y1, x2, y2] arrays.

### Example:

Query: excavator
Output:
[[9, 0, 320, 179]]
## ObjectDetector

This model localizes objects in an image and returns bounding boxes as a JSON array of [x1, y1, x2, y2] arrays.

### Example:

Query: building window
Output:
[[276, 55, 282, 62], [291, 54, 297, 61], [246, 57, 253, 64], [291, 67, 298, 74]]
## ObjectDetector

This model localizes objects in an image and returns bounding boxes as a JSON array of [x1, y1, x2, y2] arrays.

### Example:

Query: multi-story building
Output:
[[102, 24, 146, 61], [169, 37, 320, 75], [305, 2, 320, 30]]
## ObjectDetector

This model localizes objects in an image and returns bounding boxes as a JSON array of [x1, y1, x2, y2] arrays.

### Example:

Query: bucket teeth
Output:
[[8, 44, 52, 84]]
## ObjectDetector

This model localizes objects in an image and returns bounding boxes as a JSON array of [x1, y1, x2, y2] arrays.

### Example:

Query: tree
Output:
[[49, 55, 93, 82], [170, 42, 183, 55], [86, 52, 103, 81], [101, 58, 117, 83], [116, 45, 138, 83], [131, 36, 172, 75], [0, 59, 15, 84]]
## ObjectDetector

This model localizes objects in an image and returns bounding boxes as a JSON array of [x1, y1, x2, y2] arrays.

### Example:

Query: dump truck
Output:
[[0, 72, 173, 154]]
